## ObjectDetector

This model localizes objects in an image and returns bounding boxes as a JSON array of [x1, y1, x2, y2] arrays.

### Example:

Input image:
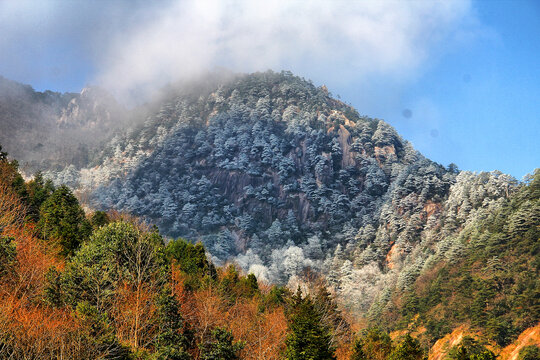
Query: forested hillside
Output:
[[377, 170, 540, 347], [1, 146, 438, 360], [46, 72, 458, 291], [0, 71, 538, 358], [0, 147, 537, 359]]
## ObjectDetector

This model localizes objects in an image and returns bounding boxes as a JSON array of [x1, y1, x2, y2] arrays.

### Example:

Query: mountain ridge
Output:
[[0, 71, 537, 350]]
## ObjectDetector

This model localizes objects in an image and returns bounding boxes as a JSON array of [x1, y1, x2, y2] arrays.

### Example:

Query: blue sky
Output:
[[0, 0, 538, 179], [362, 0, 540, 180]]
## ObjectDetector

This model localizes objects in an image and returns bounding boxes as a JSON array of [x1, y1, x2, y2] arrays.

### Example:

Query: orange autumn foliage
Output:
[[0, 181, 76, 359], [231, 301, 288, 360], [0, 173, 352, 359], [113, 281, 158, 350], [171, 264, 289, 359], [0, 295, 80, 359]]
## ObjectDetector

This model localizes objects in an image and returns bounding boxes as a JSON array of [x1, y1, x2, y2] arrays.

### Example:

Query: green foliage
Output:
[[43, 267, 63, 307], [220, 264, 244, 300], [285, 288, 336, 360], [199, 327, 244, 360], [448, 337, 496, 360], [61, 221, 166, 310], [518, 345, 540, 360], [75, 301, 132, 359], [153, 287, 191, 360], [313, 286, 350, 344], [447, 163, 460, 174], [0, 156, 28, 202], [61, 229, 119, 309], [166, 238, 216, 290], [381, 171, 540, 346], [0, 236, 16, 278], [350, 329, 425, 360], [91, 211, 110, 229], [388, 334, 423, 360], [38, 185, 90, 256], [25, 171, 54, 222], [225, 271, 260, 299], [350, 328, 393, 360], [244, 273, 259, 295], [265, 285, 289, 307], [425, 319, 450, 345], [469, 352, 498, 360], [166, 239, 214, 276]]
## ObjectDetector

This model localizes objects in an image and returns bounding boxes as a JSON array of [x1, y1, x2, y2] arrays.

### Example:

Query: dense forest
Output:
[[1, 146, 538, 359], [0, 146, 442, 359], [0, 71, 538, 359]]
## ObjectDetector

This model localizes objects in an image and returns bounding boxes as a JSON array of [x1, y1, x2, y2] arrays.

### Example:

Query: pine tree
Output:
[[0, 236, 16, 278], [25, 171, 54, 222], [518, 345, 540, 360], [153, 287, 191, 360], [75, 301, 131, 359], [350, 328, 393, 360], [38, 185, 91, 256], [448, 336, 497, 360], [199, 327, 244, 360], [388, 334, 423, 360], [285, 288, 336, 360], [90, 211, 110, 229]]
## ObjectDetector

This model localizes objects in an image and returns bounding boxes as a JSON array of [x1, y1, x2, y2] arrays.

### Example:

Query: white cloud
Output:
[[94, 0, 480, 100], [1, 0, 483, 101]]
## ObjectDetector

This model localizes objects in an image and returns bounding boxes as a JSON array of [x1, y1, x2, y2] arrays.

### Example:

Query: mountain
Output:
[[0, 76, 126, 171], [0, 71, 537, 351], [44, 71, 455, 284]]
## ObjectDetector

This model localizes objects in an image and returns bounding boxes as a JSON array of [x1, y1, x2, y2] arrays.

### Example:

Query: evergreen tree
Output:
[[43, 267, 63, 307], [166, 239, 215, 277], [25, 171, 54, 222], [388, 334, 423, 360], [285, 288, 336, 360], [153, 287, 191, 360], [38, 185, 90, 256], [0, 236, 16, 278], [244, 273, 259, 296], [449, 337, 496, 360], [518, 345, 540, 360], [91, 211, 110, 229], [75, 301, 131, 359], [199, 327, 244, 360], [350, 328, 392, 360]]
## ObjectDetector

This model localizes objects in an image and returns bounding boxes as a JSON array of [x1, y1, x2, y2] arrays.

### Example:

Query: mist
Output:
[[97, 0, 480, 103], [1, 0, 482, 104]]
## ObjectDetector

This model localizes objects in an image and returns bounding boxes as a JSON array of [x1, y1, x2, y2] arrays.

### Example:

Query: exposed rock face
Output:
[[337, 125, 355, 168], [57, 87, 122, 129], [428, 324, 540, 360], [499, 324, 540, 360]]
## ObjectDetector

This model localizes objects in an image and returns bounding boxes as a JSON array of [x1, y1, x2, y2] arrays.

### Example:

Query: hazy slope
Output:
[[0, 76, 126, 172]]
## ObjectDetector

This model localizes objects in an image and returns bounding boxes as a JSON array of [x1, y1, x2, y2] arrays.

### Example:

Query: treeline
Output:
[[0, 145, 437, 360], [1, 145, 536, 359]]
